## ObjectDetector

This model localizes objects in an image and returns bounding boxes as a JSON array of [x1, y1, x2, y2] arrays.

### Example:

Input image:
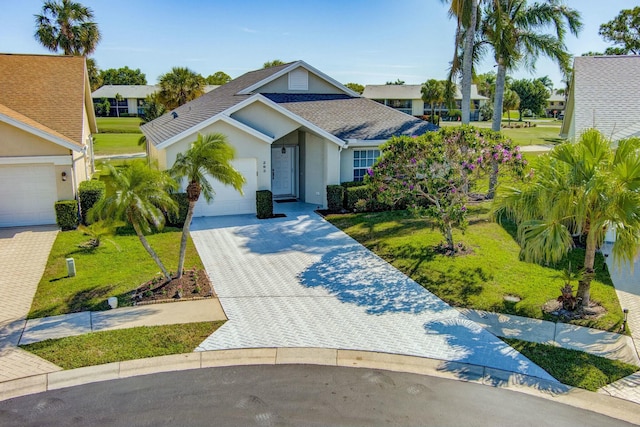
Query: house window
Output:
[[353, 149, 380, 181], [386, 99, 412, 115]]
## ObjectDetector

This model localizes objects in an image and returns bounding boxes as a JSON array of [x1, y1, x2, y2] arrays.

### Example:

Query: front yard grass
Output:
[[439, 121, 564, 147], [28, 228, 203, 319], [96, 117, 143, 133], [505, 338, 639, 391], [20, 322, 223, 369], [326, 204, 624, 332]]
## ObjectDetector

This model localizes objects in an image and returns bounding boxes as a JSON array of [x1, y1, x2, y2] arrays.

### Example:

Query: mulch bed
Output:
[[132, 268, 214, 305], [542, 298, 606, 322]]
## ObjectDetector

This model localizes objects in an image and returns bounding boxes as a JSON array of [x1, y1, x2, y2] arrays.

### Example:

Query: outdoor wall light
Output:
[[61, 171, 67, 181], [281, 145, 286, 154]]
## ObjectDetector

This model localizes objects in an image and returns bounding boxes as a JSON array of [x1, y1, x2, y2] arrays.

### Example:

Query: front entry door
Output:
[[271, 146, 294, 196]]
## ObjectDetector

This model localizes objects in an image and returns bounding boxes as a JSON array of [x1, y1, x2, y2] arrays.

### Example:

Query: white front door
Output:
[[271, 147, 294, 196]]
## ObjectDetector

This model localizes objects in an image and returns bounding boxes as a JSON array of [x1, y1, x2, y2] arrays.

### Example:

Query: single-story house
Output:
[[141, 60, 436, 217], [92, 84, 219, 117], [561, 55, 640, 142], [545, 90, 565, 119], [0, 53, 96, 227], [362, 84, 489, 121]]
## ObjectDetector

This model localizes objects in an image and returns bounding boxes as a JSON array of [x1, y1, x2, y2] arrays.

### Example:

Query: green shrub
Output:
[[327, 185, 344, 212], [345, 186, 370, 211], [256, 190, 273, 219], [341, 181, 365, 188], [167, 193, 189, 227], [447, 109, 462, 120], [78, 180, 106, 224], [54, 200, 79, 230]]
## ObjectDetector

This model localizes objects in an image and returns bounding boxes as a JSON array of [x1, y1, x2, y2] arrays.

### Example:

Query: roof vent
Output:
[[171, 111, 178, 119], [288, 68, 308, 91]]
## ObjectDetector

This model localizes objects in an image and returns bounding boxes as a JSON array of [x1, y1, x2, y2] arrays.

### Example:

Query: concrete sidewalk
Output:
[[18, 299, 227, 345]]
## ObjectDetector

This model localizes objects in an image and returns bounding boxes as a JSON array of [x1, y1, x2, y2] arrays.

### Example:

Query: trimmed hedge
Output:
[[78, 180, 105, 225], [256, 190, 273, 219], [327, 185, 344, 212], [345, 185, 395, 212], [54, 200, 79, 231], [167, 193, 189, 227]]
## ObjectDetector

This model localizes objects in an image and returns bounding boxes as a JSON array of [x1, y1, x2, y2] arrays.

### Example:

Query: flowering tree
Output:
[[369, 134, 469, 253]]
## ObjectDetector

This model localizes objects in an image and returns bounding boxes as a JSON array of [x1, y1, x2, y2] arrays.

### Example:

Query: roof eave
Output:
[[0, 112, 83, 152]]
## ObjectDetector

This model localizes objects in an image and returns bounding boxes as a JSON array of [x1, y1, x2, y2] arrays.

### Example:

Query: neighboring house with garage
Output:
[[561, 55, 640, 142], [362, 84, 489, 121], [0, 53, 96, 227], [141, 60, 436, 217]]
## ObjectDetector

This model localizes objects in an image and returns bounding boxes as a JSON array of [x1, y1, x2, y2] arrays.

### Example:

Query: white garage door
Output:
[[0, 164, 57, 227], [193, 158, 257, 217]]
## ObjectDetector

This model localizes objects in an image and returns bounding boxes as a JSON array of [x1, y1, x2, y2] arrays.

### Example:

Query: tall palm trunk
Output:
[[461, 0, 478, 125], [176, 200, 196, 279], [487, 60, 507, 199], [177, 181, 201, 279], [577, 232, 597, 307], [131, 218, 171, 280]]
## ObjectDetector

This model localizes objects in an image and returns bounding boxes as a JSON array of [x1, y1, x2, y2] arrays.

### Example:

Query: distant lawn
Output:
[[326, 205, 623, 332], [21, 322, 224, 369], [505, 338, 639, 391], [96, 117, 143, 133], [440, 121, 564, 146], [28, 228, 202, 318], [93, 133, 144, 155]]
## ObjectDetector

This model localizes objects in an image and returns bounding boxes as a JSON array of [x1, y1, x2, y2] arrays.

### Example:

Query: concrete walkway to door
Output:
[[190, 203, 555, 381]]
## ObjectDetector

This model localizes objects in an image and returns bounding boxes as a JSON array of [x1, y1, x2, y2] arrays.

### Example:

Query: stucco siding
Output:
[[164, 121, 271, 192], [0, 122, 70, 156], [303, 133, 325, 206], [231, 102, 299, 140]]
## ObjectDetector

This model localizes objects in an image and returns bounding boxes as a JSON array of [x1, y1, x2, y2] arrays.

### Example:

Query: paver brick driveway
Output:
[[191, 203, 554, 380]]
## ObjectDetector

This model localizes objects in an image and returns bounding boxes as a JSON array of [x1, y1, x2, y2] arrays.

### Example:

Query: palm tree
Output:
[[481, 0, 581, 199], [442, 0, 481, 125], [157, 67, 205, 110], [495, 129, 640, 307], [169, 133, 245, 279], [90, 161, 178, 281], [34, 0, 101, 56], [421, 79, 443, 125], [502, 88, 519, 125]]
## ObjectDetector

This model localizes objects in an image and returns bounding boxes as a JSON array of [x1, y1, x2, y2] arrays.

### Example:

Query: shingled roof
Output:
[[264, 94, 437, 140], [142, 61, 437, 146], [141, 63, 293, 144], [0, 54, 93, 147]]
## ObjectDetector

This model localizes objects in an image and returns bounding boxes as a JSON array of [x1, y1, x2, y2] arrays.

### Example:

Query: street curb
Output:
[[1, 348, 638, 424]]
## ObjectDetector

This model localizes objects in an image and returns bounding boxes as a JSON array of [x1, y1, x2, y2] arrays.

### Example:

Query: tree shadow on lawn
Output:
[[298, 247, 448, 315], [30, 285, 117, 319], [415, 265, 487, 307]]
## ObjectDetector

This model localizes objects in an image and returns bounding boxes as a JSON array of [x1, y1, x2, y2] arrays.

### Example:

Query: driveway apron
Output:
[[191, 203, 554, 380]]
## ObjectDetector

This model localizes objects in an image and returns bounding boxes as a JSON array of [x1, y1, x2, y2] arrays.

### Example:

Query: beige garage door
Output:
[[193, 158, 257, 217], [0, 164, 57, 227]]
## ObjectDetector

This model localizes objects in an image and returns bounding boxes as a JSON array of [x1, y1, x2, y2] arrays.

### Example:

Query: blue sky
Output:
[[1, 0, 638, 88]]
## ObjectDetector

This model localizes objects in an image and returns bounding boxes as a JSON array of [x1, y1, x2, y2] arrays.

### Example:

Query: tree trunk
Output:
[[487, 159, 499, 199], [460, 0, 477, 125], [176, 200, 196, 279], [492, 62, 507, 132], [445, 224, 455, 253], [131, 219, 171, 280], [577, 232, 597, 307]]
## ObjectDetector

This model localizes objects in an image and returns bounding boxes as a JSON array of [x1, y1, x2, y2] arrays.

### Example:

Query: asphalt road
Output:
[[0, 365, 635, 427]]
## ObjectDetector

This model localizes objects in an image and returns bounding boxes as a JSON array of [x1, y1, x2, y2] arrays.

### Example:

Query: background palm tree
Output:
[[442, 0, 481, 125], [502, 88, 520, 125], [34, 0, 101, 56], [495, 129, 640, 307], [157, 67, 205, 110], [421, 79, 443, 125], [481, 0, 581, 199], [170, 133, 245, 279], [90, 161, 177, 281]]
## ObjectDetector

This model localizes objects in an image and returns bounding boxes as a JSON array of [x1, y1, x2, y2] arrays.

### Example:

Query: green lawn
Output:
[[96, 117, 143, 133], [28, 228, 203, 318], [440, 121, 564, 146], [93, 133, 144, 155], [505, 338, 639, 391], [326, 205, 623, 332], [21, 322, 224, 369]]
